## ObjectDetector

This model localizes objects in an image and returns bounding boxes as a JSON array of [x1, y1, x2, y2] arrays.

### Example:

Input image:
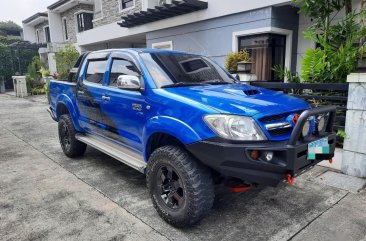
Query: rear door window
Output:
[[85, 59, 107, 84]]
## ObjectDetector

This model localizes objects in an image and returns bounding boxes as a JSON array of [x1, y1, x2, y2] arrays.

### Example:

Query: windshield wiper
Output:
[[161, 82, 208, 88]]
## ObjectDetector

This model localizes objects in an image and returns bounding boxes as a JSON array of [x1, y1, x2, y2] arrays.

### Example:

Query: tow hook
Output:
[[225, 179, 255, 193], [287, 174, 295, 186], [328, 158, 333, 164]]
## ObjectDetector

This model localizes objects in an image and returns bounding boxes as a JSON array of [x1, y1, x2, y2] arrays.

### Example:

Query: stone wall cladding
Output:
[[61, 4, 94, 43], [342, 73, 366, 178], [34, 21, 49, 44], [93, 0, 142, 28]]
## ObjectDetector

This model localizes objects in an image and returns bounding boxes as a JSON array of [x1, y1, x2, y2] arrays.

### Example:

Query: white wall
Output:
[[48, 53, 57, 74], [23, 24, 36, 43], [77, 0, 291, 46], [80, 41, 145, 52], [48, 11, 64, 43]]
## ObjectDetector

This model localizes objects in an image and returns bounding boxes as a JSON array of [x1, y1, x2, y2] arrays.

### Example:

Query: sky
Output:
[[0, 0, 56, 26]]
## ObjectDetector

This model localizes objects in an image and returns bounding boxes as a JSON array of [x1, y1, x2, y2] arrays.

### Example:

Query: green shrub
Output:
[[225, 50, 251, 73], [26, 56, 43, 91], [0, 43, 12, 83], [292, 0, 366, 83], [273, 65, 300, 83], [44, 82, 50, 103], [300, 48, 328, 83], [39, 67, 50, 77], [54, 44, 80, 80], [31, 86, 46, 95]]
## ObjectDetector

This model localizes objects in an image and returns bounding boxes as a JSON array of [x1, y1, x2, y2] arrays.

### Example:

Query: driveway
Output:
[[0, 94, 365, 241]]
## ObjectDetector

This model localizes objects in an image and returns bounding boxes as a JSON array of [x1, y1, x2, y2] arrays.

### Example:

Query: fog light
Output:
[[317, 116, 325, 132], [265, 151, 274, 161], [302, 120, 311, 137]]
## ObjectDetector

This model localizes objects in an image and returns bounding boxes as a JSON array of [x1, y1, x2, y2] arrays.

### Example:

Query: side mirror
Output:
[[117, 75, 141, 90]]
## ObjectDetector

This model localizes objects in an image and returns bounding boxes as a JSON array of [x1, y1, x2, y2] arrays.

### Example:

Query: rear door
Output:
[[76, 57, 108, 134], [99, 53, 146, 152]]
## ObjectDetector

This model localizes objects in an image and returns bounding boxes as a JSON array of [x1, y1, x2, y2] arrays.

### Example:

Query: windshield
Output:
[[140, 52, 236, 88]]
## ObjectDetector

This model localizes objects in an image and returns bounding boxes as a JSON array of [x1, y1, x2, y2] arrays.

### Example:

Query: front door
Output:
[[76, 58, 108, 134], [99, 53, 146, 152]]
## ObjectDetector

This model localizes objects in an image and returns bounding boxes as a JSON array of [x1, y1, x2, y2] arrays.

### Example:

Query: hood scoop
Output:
[[243, 89, 261, 96]]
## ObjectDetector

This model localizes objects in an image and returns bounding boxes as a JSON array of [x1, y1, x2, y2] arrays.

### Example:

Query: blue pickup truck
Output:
[[48, 48, 336, 227]]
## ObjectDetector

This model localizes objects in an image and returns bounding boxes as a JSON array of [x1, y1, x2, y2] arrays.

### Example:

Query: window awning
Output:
[[118, 0, 208, 28]]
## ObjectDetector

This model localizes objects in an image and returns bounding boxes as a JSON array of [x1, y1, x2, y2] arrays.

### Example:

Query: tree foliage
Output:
[[0, 36, 20, 45], [275, 0, 366, 83], [0, 39, 39, 89], [300, 48, 327, 82], [273, 65, 300, 83], [54, 44, 80, 80], [0, 21, 22, 32], [25, 56, 43, 90], [0, 44, 13, 83]]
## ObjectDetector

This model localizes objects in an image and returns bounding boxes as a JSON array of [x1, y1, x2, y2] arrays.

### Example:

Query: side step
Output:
[[75, 133, 146, 173]]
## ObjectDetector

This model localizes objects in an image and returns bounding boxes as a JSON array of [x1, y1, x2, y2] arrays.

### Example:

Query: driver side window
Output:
[[109, 59, 140, 87]]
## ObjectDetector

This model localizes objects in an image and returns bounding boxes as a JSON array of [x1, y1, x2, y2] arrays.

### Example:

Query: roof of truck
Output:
[[89, 48, 192, 55]]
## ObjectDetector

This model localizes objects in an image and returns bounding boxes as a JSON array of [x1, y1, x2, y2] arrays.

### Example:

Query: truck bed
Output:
[[49, 80, 77, 119]]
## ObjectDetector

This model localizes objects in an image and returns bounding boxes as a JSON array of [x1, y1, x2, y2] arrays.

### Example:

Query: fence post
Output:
[[341, 73, 366, 178]]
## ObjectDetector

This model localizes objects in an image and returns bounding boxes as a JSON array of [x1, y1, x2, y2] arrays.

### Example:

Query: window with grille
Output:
[[76, 13, 93, 33], [63, 18, 68, 40], [44, 26, 51, 43], [36, 30, 40, 43]]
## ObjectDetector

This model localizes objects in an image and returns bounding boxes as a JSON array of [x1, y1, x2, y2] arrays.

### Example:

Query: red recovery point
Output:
[[287, 174, 295, 186], [225, 180, 254, 193]]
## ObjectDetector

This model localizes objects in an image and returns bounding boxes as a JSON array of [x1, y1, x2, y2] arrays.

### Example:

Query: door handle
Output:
[[77, 90, 84, 95], [102, 95, 110, 101]]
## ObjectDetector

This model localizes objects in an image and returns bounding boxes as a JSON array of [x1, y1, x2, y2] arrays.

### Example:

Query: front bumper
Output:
[[186, 106, 337, 187]]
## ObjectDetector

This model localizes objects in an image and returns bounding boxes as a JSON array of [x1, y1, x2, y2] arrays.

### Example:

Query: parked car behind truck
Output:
[[48, 49, 336, 227]]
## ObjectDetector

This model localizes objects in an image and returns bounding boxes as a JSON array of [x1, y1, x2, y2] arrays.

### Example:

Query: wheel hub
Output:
[[157, 165, 184, 209], [62, 125, 71, 150]]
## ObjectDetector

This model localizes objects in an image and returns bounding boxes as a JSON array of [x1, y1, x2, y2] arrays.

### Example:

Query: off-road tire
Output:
[[146, 145, 214, 227], [58, 114, 87, 157]]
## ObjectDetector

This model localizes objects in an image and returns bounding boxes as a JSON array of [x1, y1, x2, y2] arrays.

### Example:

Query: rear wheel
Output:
[[146, 145, 214, 227], [58, 114, 86, 157]]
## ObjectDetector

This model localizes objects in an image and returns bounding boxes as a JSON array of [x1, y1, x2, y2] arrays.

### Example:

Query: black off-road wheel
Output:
[[58, 114, 87, 158], [146, 145, 214, 227]]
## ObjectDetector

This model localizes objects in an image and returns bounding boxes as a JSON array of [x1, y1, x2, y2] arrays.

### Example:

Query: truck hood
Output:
[[162, 83, 310, 116]]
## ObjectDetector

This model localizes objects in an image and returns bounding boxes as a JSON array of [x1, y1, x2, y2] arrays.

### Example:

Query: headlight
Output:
[[204, 115, 267, 141]]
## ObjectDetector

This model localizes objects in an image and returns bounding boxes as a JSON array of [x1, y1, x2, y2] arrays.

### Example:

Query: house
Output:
[[23, 0, 94, 74], [23, 0, 364, 81], [23, 12, 50, 45]]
